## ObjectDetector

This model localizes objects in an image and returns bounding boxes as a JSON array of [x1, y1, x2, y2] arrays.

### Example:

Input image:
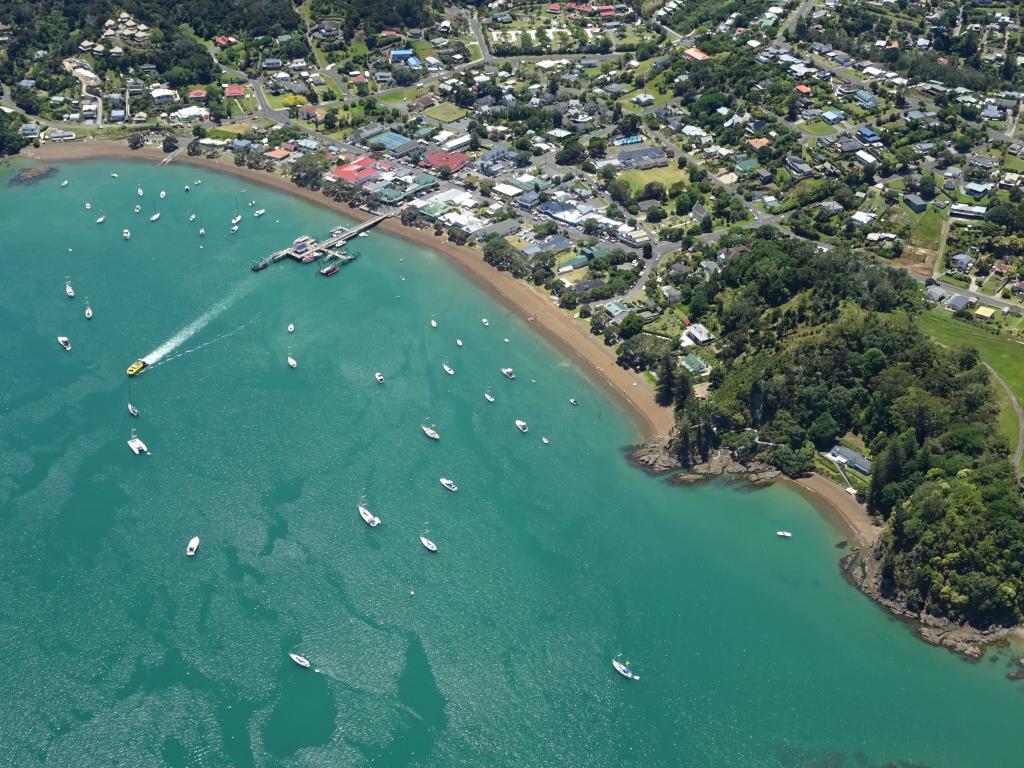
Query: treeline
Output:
[[0, 110, 28, 156], [309, 0, 441, 38], [665, 231, 1024, 627]]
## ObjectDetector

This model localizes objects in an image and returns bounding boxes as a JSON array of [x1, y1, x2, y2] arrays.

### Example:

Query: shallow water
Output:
[[0, 159, 1021, 767]]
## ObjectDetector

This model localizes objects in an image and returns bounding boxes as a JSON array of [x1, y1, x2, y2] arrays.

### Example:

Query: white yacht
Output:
[[456, 338, 463, 347], [501, 367, 516, 380], [57, 336, 72, 351], [484, 391, 495, 403], [185, 536, 200, 556], [65, 278, 75, 298], [358, 503, 381, 527], [430, 319, 437, 328], [184, 185, 190, 193], [84, 300, 93, 320], [289, 653, 311, 668], [287, 354, 297, 369], [159, 190, 166, 199], [612, 658, 639, 681], [542, 436, 550, 444], [61, 179, 69, 187], [515, 419, 529, 433], [481, 318, 489, 326], [420, 536, 438, 552], [375, 372, 385, 384], [439, 477, 458, 492], [231, 214, 242, 225], [123, 229, 131, 240], [128, 402, 140, 418], [287, 323, 295, 333], [777, 531, 793, 538], [110, 173, 118, 178], [95, 214, 105, 224], [569, 398, 578, 407], [150, 211, 160, 222], [199, 227, 205, 237], [84, 202, 91, 210], [137, 186, 144, 197], [127, 429, 149, 455], [254, 209, 266, 218], [189, 213, 196, 222], [134, 204, 141, 213], [442, 362, 455, 376], [229, 225, 239, 234], [422, 424, 440, 440]]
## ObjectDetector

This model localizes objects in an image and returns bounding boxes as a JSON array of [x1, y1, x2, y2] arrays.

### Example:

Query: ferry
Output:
[[289, 653, 311, 669], [375, 372, 385, 384], [422, 424, 440, 440], [319, 263, 339, 277], [57, 336, 72, 351], [501, 367, 516, 380], [358, 503, 381, 527], [254, 209, 266, 218], [123, 229, 131, 240], [612, 658, 639, 681], [776, 531, 793, 538], [439, 477, 458, 493], [127, 359, 148, 377], [420, 536, 438, 553], [185, 536, 200, 556], [515, 419, 529, 433]]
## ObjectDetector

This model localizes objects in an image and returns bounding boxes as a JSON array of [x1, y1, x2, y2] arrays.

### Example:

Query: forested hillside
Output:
[[657, 232, 1024, 628], [308, 0, 442, 35]]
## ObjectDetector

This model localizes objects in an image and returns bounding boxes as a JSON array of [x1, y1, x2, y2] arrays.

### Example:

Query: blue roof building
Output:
[[391, 49, 414, 61]]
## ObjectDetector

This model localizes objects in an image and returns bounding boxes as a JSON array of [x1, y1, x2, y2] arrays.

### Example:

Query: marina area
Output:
[[250, 213, 388, 273]]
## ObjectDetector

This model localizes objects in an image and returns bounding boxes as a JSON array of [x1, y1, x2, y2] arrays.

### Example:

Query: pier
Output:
[[250, 213, 389, 272]]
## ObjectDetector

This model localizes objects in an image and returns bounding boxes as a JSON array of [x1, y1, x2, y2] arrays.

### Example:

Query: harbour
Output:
[[250, 213, 388, 273]]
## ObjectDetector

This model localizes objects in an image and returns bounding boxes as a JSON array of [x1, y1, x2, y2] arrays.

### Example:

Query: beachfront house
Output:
[[829, 445, 872, 475]]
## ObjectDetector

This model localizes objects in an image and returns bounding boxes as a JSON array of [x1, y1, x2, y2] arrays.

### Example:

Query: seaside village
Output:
[[4, 1, 1024, 478]]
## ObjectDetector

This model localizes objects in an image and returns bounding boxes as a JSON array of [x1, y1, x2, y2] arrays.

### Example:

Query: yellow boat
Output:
[[126, 359, 147, 377]]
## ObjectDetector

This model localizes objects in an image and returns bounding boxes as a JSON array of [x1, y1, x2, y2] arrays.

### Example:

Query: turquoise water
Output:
[[1, 158, 1021, 768]]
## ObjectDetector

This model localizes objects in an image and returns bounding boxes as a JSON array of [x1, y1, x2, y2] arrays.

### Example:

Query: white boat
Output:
[[96, 214, 105, 224], [57, 336, 72, 351], [84, 301, 93, 319], [442, 362, 455, 376], [65, 279, 75, 298], [198, 227, 205, 237], [287, 323, 295, 333], [422, 424, 440, 440], [61, 179, 69, 187], [375, 372, 385, 384], [358, 232, 368, 238], [501, 367, 516, 380], [484, 391, 495, 403], [542, 436, 550, 444], [85, 202, 92, 210], [123, 229, 131, 240], [185, 185, 190, 193], [777, 531, 793, 538], [439, 477, 458, 492], [430, 319, 437, 328], [254, 209, 266, 218], [159, 190, 166, 199], [456, 338, 463, 347], [150, 212, 160, 222], [185, 536, 200, 556], [420, 536, 438, 552], [127, 429, 149, 455], [111, 173, 119, 178], [289, 653, 311, 668], [195, 180, 202, 185], [515, 419, 528, 433], [481, 318, 489, 326], [189, 213, 196, 222], [287, 354, 297, 369], [612, 658, 639, 681], [231, 215, 242, 225], [137, 187, 144, 197], [128, 402, 140, 417], [358, 503, 381, 527], [569, 398, 578, 407], [133, 204, 141, 213], [229, 225, 239, 234]]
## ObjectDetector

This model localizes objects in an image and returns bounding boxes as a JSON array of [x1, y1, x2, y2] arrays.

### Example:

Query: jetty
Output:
[[250, 214, 388, 273]]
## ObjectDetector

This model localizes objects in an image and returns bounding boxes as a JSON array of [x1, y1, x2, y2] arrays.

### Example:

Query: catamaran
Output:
[[439, 477, 458, 492], [612, 657, 639, 681], [185, 536, 200, 556], [501, 367, 516, 380], [375, 371, 385, 383], [442, 362, 455, 376], [127, 428, 149, 455], [57, 336, 72, 351], [422, 424, 440, 440], [65, 278, 74, 298], [289, 653, 311, 668], [515, 419, 529, 433], [420, 535, 438, 552], [358, 502, 381, 527]]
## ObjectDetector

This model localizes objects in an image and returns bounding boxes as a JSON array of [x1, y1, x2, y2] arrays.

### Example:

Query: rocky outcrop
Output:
[[841, 546, 1012, 660], [627, 440, 780, 487], [627, 435, 681, 474]]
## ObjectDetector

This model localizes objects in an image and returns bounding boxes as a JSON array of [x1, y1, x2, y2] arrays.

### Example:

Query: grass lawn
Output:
[[908, 207, 944, 251], [619, 165, 687, 194], [378, 87, 420, 104], [643, 305, 689, 339], [423, 102, 467, 123], [1002, 154, 1024, 172], [801, 120, 836, 136], [916, 308, 1024, 468], [412, 40, 436, 60], [263, 93, 294, 111]]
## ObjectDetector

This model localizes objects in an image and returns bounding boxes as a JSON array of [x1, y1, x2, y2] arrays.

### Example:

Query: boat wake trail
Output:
[[142, 288, 247, 366], [151, 316, 256, 368]]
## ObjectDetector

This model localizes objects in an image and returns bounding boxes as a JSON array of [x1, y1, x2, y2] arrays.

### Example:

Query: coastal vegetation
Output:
[[653, 231, 1024, 627]]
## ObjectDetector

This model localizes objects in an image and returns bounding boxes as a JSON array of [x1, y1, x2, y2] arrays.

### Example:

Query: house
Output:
[[829, 445, 872, 475], [188, 88, 207, 102], [734, 157, 760, 176], [632, 93, 655, 107], [391, 49, 414, 61], [314, 20, 341, 40], [851, 211, 876, 227], [661, 285, 681, 303], [690, 203, 709, 223], [681, 354, 708, 375], [423, 150, 469, 173], [853, 90, 877, 109], [18, 123, 41, 138], [923, 285, 947, 303], [904, 193, 927, 213], [822, 109, 845, 124], [685, 323, 714, 345], [683, 47, 709, 61], [150, 88, 176, 104], [785, 155, 813, 178], [963, 182, 992, 199], [225, 84, 246, 99], [947, 294, 971, 312], [819, 200, 844, 215], [856, 126, 881, 145], [950, 203, 987, 219], [263, 58, 282, 70], [17, 79, 36, 89], [126, 78, 144, 95], [617, 146, 667, 170], [331, 155, 390, 185], [231, 138, 253, 151], [109, 109, 125, 122], [951, 253, 975, 272]]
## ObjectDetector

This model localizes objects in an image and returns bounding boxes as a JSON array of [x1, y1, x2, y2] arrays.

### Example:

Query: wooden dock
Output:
[[250, 213, 388, 272]]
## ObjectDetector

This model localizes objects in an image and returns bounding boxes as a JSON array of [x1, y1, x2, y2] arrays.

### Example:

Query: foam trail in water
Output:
[[142, 287, 246, 365]]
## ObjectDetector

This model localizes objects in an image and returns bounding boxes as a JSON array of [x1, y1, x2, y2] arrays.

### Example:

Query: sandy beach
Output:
[[20, 139, 675, 440], [785, 473, 881, 551]]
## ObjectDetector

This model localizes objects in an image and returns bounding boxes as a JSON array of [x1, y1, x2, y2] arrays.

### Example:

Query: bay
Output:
[[0, 158, 1021, 767]]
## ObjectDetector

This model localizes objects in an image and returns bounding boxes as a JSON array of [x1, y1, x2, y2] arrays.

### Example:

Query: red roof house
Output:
[[423, 150, 469, 172], [213, 35, 233, 48], [188, 88, 207, 102], [547, 3, 562, 12], [794, 84, 812, 95], [224, 84, 246, 98], [331, 155, 392, 185]]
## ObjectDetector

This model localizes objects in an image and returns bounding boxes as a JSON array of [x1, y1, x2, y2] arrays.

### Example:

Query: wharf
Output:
[[250, 213, 388, 272]]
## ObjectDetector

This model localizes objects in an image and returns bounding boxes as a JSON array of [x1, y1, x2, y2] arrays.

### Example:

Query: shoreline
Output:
[[782, 473, 881, 552], [19, 140, 674, 441]]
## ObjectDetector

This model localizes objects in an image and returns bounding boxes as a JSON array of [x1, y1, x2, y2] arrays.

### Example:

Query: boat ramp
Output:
[[250, 213, 388, 273]]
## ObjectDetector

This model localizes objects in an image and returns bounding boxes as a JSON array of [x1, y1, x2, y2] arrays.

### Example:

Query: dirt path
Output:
[[986, 363, 1024, 475]]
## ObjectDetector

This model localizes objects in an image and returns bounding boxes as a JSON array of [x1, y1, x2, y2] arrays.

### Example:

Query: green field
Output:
[[619, 165, 687, 194], [423, 102, 467, 123], [908, 207, 944, 251], [378, 87, 420, 104], [801, 120, 836, 136]]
